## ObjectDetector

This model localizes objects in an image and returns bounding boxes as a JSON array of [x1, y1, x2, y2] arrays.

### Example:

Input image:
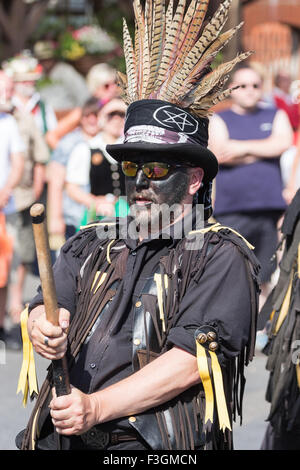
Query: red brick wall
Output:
[[243, 0, 300, 35]]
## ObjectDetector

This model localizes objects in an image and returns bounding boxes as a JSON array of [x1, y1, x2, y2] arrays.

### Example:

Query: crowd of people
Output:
[[0, 44, 299, 362], [0, 45, 127, 350]]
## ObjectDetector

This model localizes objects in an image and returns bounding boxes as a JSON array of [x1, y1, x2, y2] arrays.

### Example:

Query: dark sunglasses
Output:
[[121, 161, 188, 180], [239, 83, 261, 89]]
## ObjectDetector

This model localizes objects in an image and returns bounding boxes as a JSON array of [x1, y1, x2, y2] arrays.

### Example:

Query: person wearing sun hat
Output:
[[3, 49, 57, 135], [18, 0, 260, 451], [0, 68, 49, 350]]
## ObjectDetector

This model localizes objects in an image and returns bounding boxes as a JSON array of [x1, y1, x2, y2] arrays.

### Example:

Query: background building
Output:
[[242, 0, 300, 89]]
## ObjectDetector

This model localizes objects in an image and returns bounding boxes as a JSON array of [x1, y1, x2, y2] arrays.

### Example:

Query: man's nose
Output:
[[135, 169, 149, 191]]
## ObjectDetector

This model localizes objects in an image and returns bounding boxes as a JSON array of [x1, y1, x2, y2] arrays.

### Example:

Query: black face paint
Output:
[[125, 166, 190, 207], [126, 165, 190, 233]]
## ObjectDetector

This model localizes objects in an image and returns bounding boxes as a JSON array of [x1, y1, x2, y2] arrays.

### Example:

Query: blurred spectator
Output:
[[280, 143, 300, 205], [3, 50, 57, 135], [33, 40, 90, 112], [65, 97, 126, 233], [0, 77, 25, 344], [209, 64, 293, 307], [45, 63, 119, 150], [266, 71, 300, 140], [0, 71, 49, 346], [266, 72, 300, 205], [47, 129, 83, 250], [86, 63, 119, 105], [47, 97, 126, 249]]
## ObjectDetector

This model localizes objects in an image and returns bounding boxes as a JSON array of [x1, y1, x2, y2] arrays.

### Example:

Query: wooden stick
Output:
[[30, 203, 71, 397]]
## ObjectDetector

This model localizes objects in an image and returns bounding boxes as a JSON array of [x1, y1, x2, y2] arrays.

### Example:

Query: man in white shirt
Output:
[[3, 50, 57, 134]]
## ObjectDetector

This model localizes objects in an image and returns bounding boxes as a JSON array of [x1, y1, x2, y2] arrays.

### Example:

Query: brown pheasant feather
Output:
[[122, 17, 137, 103], [154, 0, 187, 91], [145, 0, 166, 96], [120, 0, 252, 117]]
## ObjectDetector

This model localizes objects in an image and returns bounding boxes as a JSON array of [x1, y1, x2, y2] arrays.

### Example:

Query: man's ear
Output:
[[188, 168, 204, 196]]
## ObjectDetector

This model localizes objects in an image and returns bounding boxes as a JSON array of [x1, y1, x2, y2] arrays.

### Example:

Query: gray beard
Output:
[[130, 202, 185, 234], [130, 171, 190, 235]]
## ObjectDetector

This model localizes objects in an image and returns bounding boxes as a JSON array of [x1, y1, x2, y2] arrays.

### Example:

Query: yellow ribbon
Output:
[[31, 409, 40, 450], [196, 343, 214, 425], [189, 222, 255, 251], [296, 363, 300, 389], [80, 222, 116, 230], [17, 307, 38, 407], [196, 342, 231, 432], [209, 350, 232, 432], [91, 271, 107, 294], [274, 270, 294, 334], [106, 239, 115, 264], [154, 273, 168, 333]]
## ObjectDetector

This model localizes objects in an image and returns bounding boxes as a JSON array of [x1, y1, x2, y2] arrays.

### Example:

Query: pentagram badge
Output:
[[153, 105, 199, 135]]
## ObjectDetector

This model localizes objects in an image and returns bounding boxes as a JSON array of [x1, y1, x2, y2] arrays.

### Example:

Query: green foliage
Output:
[[28, 1, 130, 72], [94, 0, 134, 72]]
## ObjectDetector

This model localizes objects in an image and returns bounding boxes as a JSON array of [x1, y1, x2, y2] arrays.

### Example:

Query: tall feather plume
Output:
[[120, 0, 253, 117], [122, 17, 137, 103], [133, 0, 149, 99], [195, 0, 232, 56], [189, 51, 253, 103], [145, 0, 153, 50], [116, 71, 128, 104], [145, 0, 166, 96], [174, 0, 210, 74], [154, 0, 187, 92], [157, 0, 210, 99], [162, 0, 233, 98]]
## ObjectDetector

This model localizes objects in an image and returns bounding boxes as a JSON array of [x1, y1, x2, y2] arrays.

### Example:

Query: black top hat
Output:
[[106, 99, 218, 183]]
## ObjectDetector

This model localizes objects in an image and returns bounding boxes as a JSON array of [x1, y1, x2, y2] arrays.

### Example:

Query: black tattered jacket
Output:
[[21, 216, 260, 450]]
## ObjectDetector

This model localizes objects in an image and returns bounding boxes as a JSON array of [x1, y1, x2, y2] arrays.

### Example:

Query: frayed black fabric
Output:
[[21, 223, 259, 450]]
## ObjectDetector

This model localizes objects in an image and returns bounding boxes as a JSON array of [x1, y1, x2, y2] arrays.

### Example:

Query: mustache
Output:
[[130, 191, 157, 203]]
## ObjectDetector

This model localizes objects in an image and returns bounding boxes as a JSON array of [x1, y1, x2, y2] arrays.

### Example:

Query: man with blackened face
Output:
[[123, 157, 204, 238], [21, 0, 260, 453]]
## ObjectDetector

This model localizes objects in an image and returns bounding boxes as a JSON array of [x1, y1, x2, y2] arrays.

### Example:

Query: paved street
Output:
[[0, 274, 270, 451]]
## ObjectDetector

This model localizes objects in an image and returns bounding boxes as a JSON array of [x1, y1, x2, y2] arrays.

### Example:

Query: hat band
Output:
[[124, 125, 199, 145]]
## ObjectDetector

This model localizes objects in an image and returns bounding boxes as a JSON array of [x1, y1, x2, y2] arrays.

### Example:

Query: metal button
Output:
[[129, 416, 136, 423], [135, 301, 142, 308], [209, 341, 219, 352], [90, 363, 96, 369], [131, 251, 137, 256], [196, 333, 207, 344], [207, 331, 217, 342], [133, 338, 141, 346]]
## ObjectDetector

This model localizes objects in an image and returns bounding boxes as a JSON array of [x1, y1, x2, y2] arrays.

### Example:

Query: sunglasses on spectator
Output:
[[238, 83, 261, 89], [122, 161, 189, 180], [107, 111, 126, 120]]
